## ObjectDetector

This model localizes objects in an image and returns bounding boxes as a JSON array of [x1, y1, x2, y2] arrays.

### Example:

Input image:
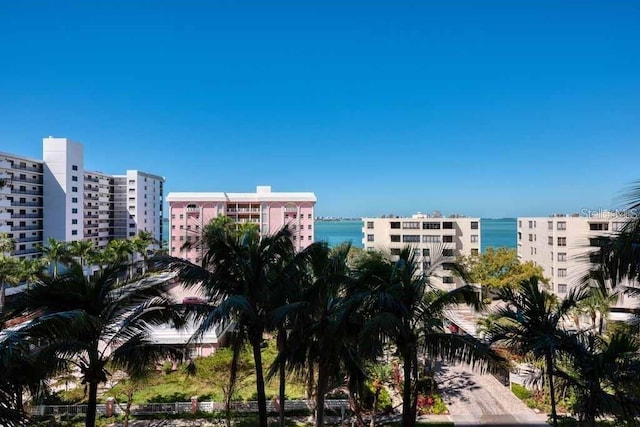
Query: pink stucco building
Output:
[[167, 185, 317, 264]]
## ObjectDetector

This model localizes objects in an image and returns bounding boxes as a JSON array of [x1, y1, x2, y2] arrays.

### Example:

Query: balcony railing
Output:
[[12, 202, 41, 207], [11, 225, 43, 231], [11, 189, 43, 196], [11, 214, 42, 219]]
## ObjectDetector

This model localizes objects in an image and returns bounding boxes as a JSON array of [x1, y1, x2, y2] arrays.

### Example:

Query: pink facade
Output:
[[167, 186, 316, 264]]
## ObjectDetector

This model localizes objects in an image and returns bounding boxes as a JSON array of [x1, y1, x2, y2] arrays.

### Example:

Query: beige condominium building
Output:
[[361, 213, 481, 289], [517, 212, 640, 314]]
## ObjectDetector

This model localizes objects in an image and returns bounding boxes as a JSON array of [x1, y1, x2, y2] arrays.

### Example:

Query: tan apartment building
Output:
[[517, 212, 640, 313], [361, 213, 481, 289]]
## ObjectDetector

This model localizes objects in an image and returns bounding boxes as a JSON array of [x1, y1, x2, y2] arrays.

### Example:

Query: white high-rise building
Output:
[[517, 213, 640, 312], [361, 213, 481, 289], [0, 137, 165, 258]]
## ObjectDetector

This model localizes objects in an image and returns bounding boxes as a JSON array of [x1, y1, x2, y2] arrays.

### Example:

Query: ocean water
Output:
[[315, 218, 517, 251], [164, 218, 517, 252], [315, 220, 364, 248]]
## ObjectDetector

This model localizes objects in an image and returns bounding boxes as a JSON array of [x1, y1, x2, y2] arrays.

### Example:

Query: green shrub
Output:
[[511, 383, 532, 400]]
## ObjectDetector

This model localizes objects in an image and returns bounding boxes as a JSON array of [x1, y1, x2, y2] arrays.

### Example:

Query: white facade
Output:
[[517, 213, 640, 311], [362, 213, 481, 289], [43, 137, 85, 243], [0, 137, 165, 258], [0, 152, 45, 258]]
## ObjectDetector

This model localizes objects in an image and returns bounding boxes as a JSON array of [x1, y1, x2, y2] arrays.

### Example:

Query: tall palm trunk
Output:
[[277, 328, 286, 427], [1, 282, 6, 309], [315, 360, 330, 427], [401, 348, 414, 427], [251, 336, 268, 427], [410, 351, 419, 424], [545, 352, 558, 427], [86, 380, 99, 427]]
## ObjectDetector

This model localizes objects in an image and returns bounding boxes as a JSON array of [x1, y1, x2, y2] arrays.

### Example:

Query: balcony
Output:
[[11, 163, 42, 173], [0, 198, 10, 208], [11, 214, 42, 219], [12, 201, 41, 207], [12, 177, 42, 185], [0, 160, 12, 170], [84, 213, 99, 219], [85, 223, 99, 228], [11, 225, 43, 231], [11, 189, 42, 196], [14, 247, 42, 256], [16, 236, 42, 243]]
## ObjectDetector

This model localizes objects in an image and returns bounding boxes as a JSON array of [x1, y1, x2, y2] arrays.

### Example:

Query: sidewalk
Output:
[[436, 363, 548, 426]]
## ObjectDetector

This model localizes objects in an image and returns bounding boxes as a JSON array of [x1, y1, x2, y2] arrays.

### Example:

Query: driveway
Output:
[[436, 363, 548, 426]]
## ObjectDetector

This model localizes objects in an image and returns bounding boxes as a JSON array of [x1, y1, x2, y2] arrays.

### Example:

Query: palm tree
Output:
[[3, 262, 184, 427], [488, 278, 587, 427], [275, 243, 370, 427], [40, 237, 70, 277], [555, 332, 640, 425], [592, 181, 640, 287], [0, 257, 19, 311], [357, 247, 503, 427], [68, 240, 96, 273], [106, 239, 135, 278], [577, 285, 619, 335], [163, 225, 302, 427], [131, 230, 156, 274]]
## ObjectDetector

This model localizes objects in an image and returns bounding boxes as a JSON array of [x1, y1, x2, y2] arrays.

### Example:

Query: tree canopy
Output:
[[458, 247, 548, 290]]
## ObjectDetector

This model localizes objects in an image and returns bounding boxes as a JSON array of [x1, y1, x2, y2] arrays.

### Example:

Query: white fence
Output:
[[30, 399, 349, 417]]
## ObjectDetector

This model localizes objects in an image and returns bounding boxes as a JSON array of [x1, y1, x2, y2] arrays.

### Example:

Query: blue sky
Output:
[[1, 1, 639, 218]]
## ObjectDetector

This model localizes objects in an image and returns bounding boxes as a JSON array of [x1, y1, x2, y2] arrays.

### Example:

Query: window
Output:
[[422, 248, 430, 256], [443, 276, 454, 284], [308, 214, 312, 219], [590, 237, 608, 247], [470, 235, 478, 243], [529, 234, 533, 242], [558, 252, 567, 262], [443, 222, 453, 229], [129, 223, 136, 228], [367, 234, 374, 242], [422, 261, 431, 270], [308, 224, 312, 229], [402, 235, 420, 243], [402, 221, 420, 229], [531, 247, 536, 255], [423, 235, 441, 243], [557, 284, 567, 293], [548, 236, 553, 245], [390, 235, 401, 242], [71, 230, 77, 235], [72, 197, 77, 203], [423, 222, 440, 229], [471, 221, 478, 230], [557, 222, 566, 230], [518, 220, 522, 228], [548, 221, 553, 230], [390, 248, 401, 256], [518, 232, 522, 241], [72, 176, 78, 182], [71, 186, 77, 192], [471, 248, 479, 256], [72, 165, 78, 171], [390, 221, 401, 229], [72, 208, 78, 214], [589, 223, 609, 231], [367, 221, 374, 229], [443, 249, 454, 257], [558, 268, 567, 277], [551, 251, 554, 261], [443, 235, 453, 243], [557, 237, 567, 246], [529, 220, 533, 228], [72, 219, 77, 225]]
